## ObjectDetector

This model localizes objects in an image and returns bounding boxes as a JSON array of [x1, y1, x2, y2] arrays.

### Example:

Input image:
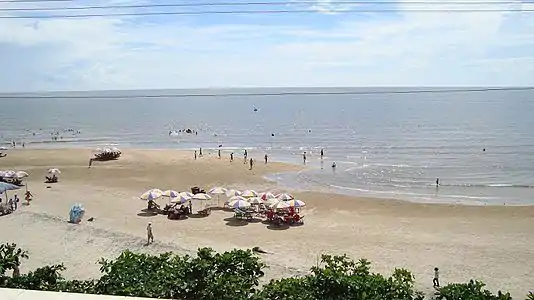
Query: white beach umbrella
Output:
[[225, 189, 242, 197], [247, 197, 263, 205], [192, 193, 211, 200], [228, 195, 247, 202], [260, 192, 276, 200], [162, 190, 180, 198], [140, 189, 163, 201], [209, 187, 227, 195], [241, 189, 258, 198], [2, 171, 16, 178], [277, 193, 294, 201], [170, 195, 191, 204], [48, 168, 61, 175], [180, 191, 194, 198], [15, 171, 29, 178], [265, 198, 279, 206], [228, 198, 251, 209], [270, 200, 290, 210], [286, 199, 306, 208]]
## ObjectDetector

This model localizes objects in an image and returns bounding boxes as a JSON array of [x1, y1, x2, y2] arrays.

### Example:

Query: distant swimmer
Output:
[[230, 152, 234, 162], [271, 133, 275, 137], [254, 107, 258, 112], [332, 162, 336, 169], [436, 178, 440, 187], [483, 148, 486, 152]]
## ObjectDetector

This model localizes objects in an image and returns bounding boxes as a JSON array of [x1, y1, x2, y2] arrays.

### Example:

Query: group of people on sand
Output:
[[3, 190, 33, 211]]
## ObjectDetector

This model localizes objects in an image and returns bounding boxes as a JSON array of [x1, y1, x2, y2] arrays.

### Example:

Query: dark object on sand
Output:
[[191, 186, 206, 194], [93, 149, 121, 161], [0, 203, 13, 216], [252, 246, 270, 254], [87, 217, 94, 222], [45, 175, 58, 183], [0, 153, 7, 158]]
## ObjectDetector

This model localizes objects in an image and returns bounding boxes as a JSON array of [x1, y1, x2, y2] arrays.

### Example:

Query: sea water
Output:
[[1, 88, 533, 205]]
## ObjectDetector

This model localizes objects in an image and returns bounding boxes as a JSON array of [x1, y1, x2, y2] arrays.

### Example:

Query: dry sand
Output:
[[1, 149, 533, 298]]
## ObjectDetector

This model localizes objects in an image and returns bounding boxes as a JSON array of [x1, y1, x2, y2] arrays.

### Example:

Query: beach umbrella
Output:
[[260, 192, 276, 200], [180, 191, 194, 198], [286, 199, 306, 208], [228, 198, 251, 209], [209, 187, 227, 205], [170, 195, 191, 204], [277, 193, 294, 201], [48, 168, 61, 175], [270, 200, 290, 210], [162, 190, 180, 198], [241, 189, 258, 198], [192, 193, 211, 200], [225, 189, 242, 197], [265, 198, 279, 205], [15, 171, 29, 179], [2, 171, 16, 178], [140, 189, 163, 201], [0, 182, 20, 193], [247, 197, 263, 205], [209, 187, 227, 195]]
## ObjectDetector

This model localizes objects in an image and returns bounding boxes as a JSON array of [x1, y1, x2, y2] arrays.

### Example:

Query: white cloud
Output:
[[0, 0, 533, 91]]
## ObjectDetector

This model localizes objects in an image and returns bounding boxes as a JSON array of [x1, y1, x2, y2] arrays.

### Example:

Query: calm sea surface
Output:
[[1, 88, 533, 205]]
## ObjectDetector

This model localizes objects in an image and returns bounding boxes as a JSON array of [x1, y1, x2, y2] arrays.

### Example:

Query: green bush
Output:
[[1, 243, 531, 300]]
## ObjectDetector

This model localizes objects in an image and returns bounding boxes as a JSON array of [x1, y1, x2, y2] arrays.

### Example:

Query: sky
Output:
[[0, 0, 533, 92]]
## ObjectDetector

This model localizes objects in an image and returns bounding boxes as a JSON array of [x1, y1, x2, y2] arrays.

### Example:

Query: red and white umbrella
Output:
[[260, 192, 276, 200]]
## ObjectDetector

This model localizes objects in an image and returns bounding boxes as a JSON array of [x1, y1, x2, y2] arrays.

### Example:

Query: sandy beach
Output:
[[1, 149, 533, 298]]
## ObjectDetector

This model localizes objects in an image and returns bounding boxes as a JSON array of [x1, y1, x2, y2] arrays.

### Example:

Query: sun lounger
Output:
[[197, 208, 211, 216], [45, 176, 58, 183]]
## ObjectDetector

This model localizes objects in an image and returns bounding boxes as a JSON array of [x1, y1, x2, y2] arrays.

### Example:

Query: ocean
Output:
[[1, 88, 533, 205]]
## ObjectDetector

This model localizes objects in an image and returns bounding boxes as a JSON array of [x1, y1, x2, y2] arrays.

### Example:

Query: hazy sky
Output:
[[1, 0, 533, 92]]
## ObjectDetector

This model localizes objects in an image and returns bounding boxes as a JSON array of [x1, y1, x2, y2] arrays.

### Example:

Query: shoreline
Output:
[[1, 148, 534, 298], [3, 146, 534, 207]]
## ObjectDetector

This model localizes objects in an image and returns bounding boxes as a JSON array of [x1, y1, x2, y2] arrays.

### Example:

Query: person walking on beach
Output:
[[13, 195, 19, 210], [436, 178, 440, 187], [8, 198, 14, 211], [244, 149, 248, 164], [320, 149, 324, 160], [199, 148, 203, 157], [264, 154, 268, 164], [147, 222, 154, 245], [303, 152, 307, 164], [249, 158, 254, 170], [230, 152, 234, 162], [433, 267, 440, 288], [25, 190, 33, 205], [218, 149, 221, 159], [194, 151, 197, 160]]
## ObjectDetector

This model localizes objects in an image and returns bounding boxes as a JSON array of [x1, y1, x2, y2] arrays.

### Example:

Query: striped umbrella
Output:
[[226, 189, 242, 197], [260, 192, 276, 200], [140, 189, 163, 201], [277, 193, 294, 201], [162, 190, 180, 198], [170, 195, 191, 204], [270, 200, 290, 210], [247, 197, 263, 205], [285, 199, 306, 208], [228, 198, 251, 209], [241, 190, 258, 198]]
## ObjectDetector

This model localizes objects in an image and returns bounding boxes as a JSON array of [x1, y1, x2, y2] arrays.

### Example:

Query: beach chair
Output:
[[197, 207, 211, 216], [45, 176, 58, 183]]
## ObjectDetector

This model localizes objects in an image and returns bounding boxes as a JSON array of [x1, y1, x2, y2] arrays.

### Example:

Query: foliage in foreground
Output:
[[0, 243, 532, 300]]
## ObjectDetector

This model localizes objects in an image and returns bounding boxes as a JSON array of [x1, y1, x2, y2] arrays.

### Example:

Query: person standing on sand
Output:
[[199, 148, 203, 157], [433, 267, 440, 287], [194, 151, 197, 160], [244, 149, 248, 164], [436, 178, 440, 187], [218, 149, 221, 159], [249, 158, 254, 170], [25, 190, 33, 205], [320, 149, 324, 160], [13, 195, 19, 210], [147, 222, 154, 245], [303, 152, 307, 164], [264, 154, 268, 164], [230, 152, 234, 162]]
